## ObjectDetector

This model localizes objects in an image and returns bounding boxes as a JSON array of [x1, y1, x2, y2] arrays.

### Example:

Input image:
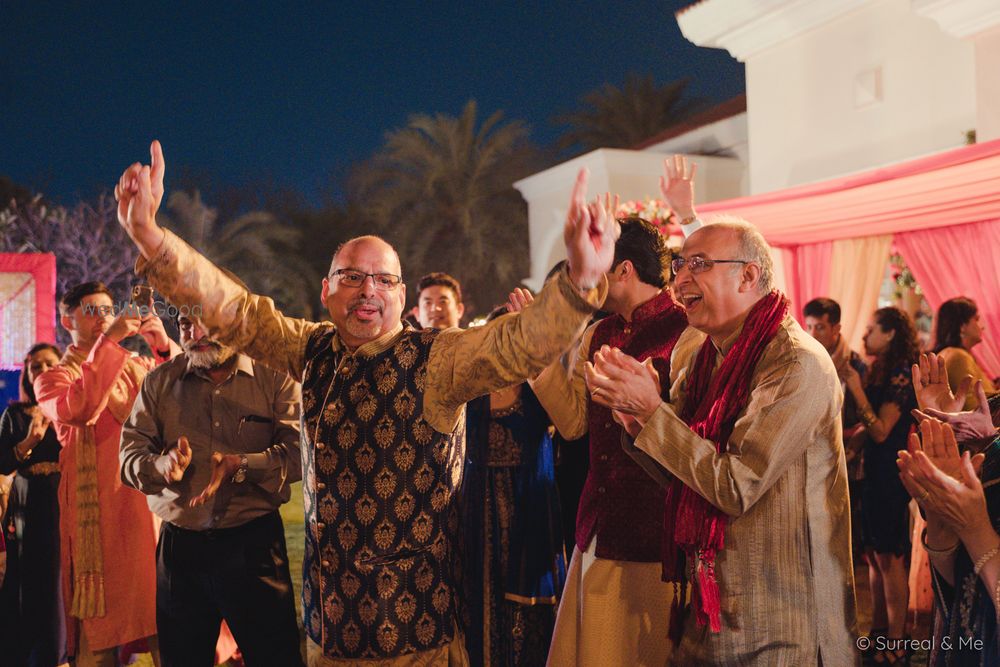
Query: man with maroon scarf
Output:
[[532, 157, 705, 666], [588, 219, 858, 665]]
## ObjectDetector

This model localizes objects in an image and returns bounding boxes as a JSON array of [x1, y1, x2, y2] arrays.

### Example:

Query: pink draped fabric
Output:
[[895, 220, 1000, 377], [698, 138, 1000, 245], [779, 242, 832, 322]]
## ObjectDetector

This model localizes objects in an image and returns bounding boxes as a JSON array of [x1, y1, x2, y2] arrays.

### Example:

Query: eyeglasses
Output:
[[670, 256, 750, 275], [331, 269, 402, 290]]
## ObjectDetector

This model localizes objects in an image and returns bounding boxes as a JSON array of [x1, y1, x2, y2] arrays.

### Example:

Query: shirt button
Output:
[[214, 389, 220, 395], [600, 454, 608, 462], [317, 521, 326, 530], [340, 366, 350, 375], [604, 423, 612, 429], [316, 442, 326, 450], [321, 559, 331, 568], [317, 481, 327, 490], [213, 421, 220, 427], [598, 486, 606, 494]]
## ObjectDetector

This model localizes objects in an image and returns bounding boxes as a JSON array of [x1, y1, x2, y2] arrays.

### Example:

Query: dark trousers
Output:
[[156, 511, 303, 667]]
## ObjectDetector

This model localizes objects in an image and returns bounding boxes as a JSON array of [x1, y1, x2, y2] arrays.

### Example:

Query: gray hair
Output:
[[703, 215, 774, 293]]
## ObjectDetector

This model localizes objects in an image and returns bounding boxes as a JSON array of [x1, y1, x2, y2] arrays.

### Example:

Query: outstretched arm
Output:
[[423, 169, 613, 432], [115, 141, 320, 380]]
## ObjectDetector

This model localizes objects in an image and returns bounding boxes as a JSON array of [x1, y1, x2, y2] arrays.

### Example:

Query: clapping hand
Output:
[[114, 140, 167, 257], [585, 346, 662, 425], [913, 379, 996, 445], [189, 452, 242, 507], [161, 436, 193, 484], [563, 169, 620, 291], [912, 352, 972, 414], [897, 418, 987, 537]]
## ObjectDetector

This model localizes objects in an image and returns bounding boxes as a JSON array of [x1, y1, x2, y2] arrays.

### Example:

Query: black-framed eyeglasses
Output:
[[331, 269, 402, 290], [670, 256, 750, 275]]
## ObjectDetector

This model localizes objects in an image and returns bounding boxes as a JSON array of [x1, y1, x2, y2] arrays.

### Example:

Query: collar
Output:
[[183, 352, 255, 380], [331, 322, 406, 358], [629, 290, 678, 323], [713, 319, 747, 358]]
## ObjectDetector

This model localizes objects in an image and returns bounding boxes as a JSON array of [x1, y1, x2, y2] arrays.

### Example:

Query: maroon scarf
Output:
[[663, 290, 788, 640]]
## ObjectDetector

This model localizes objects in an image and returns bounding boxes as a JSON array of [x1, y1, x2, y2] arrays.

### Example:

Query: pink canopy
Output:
[[695, 139, 1000, 376]]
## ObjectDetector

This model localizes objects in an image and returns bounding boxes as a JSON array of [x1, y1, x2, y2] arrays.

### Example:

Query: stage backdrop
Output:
[[0, 253, 57, 371]]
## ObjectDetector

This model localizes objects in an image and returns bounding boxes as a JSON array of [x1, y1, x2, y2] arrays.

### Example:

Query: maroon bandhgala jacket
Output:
[[534, 291, 690, 562]]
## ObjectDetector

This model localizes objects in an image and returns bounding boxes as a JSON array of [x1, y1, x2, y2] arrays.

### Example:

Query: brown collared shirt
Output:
[[120, 352, 302, 530]]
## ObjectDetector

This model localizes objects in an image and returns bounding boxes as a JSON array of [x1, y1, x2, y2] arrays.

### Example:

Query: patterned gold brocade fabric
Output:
[[137, 229, 604, 661]]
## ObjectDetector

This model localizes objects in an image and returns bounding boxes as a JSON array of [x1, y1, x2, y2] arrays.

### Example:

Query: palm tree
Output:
[[349, 100, 544, 316], [556, 74, 707, 153], [157, 190, 320, 319]]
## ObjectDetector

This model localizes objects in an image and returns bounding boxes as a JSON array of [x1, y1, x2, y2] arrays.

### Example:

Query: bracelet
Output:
[[995, 579, 1000, 625], [921, 529, 959, 554], [14, 444, 33, 462], [973, 544, 1000, 576], [859, 406, 877, 428]]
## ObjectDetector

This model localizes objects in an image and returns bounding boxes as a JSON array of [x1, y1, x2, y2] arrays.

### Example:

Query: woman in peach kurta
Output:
[[35, 333, 160, 656]]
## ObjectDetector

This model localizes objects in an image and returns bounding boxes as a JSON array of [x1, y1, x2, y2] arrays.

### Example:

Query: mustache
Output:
[[182, 338, 224, 352], [348, 297, 384, 313]]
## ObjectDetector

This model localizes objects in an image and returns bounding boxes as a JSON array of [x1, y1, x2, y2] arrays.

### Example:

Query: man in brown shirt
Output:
[[588, 218, 858, 665], [120, 314, 303, 666]]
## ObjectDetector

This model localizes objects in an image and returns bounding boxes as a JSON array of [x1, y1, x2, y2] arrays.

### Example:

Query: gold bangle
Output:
[[974, 544, 1000, 576], [921, 529, 959, 554], [859, 407, 877, 428], [995, 579, 1000, 626]]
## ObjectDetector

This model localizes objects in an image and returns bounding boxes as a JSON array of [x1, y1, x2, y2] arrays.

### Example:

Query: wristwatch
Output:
[[231, 454, 248, 484]]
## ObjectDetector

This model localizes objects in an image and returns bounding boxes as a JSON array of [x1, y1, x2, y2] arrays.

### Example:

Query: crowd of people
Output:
[[0, 141, 998, 666]]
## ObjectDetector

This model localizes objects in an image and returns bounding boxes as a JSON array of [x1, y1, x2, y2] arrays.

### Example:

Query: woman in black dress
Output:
[[843, 306, 919, 665], [0, 342, 66, 667]]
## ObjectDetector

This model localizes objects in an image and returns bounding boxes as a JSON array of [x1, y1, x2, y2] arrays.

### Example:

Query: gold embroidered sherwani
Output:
[[137, 230, 604, 665], [624, 316, 859, 666]]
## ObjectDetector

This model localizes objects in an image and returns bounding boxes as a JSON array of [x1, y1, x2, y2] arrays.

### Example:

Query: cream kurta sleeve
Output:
[[423, 269, 605, 434], [137, 230, 322, 382], [632, 338, 842, 518], [531, 324, 596, 440]]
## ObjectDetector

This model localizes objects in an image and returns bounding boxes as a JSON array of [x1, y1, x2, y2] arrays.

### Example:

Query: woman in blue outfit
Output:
[[844, 307, 919, 665], [0, 343, 66, 667], [461, 307, 566, 667]]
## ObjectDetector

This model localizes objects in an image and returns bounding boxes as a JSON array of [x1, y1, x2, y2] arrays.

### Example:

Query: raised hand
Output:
[[913, 379, 997, 445], [161, 436, 193, 484], [660, 154, 697, 221], [563, 169, 620, 291], [189, 452, 241, 507], [506, 288, 534, 314], [114, 140, 167, 257], [585, 345, 662, 423], [912, 352, 971, 414]]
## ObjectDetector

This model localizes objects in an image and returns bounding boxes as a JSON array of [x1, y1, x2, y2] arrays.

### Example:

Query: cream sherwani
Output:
[[625, 316, 859, 666]]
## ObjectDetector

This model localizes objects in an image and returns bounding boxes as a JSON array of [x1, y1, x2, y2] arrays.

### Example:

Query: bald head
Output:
[[685, 218, 773, 294], [329, 235, 402, 277], [322, 234, 407, 349]]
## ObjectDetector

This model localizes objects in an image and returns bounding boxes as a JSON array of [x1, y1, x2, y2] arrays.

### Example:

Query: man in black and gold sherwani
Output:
[[113, 141, 616, 666]]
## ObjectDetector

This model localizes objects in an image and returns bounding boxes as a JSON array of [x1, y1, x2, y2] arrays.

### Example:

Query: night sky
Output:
[[2, 1, 744, 205]]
